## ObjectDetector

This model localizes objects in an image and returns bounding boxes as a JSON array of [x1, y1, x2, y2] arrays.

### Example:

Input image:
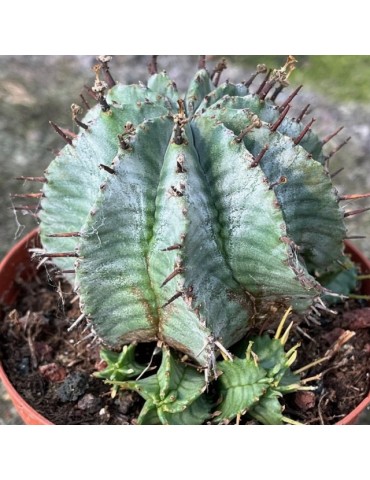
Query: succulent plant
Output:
[[93, 343, 147, 398], [16, 55, 369, 424]]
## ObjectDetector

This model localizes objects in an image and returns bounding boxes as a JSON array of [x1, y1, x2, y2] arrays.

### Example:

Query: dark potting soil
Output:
[[0, 266, 369, 425]]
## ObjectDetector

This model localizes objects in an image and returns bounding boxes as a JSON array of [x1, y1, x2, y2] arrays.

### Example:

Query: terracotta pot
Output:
[[0, 230, 369, 425], [0, 228, 52, 425]]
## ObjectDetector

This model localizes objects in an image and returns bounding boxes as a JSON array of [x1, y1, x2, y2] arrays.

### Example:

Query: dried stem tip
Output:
[[97, 55, 116, 88], [148, 55, 158, 75], [211, 58, 227, 87], [244, 64, 267, 88], [235, 116, 262, 143], [198, 55, 206, 70], [71, 103, 88, 130], [16, 176, 47, 183]]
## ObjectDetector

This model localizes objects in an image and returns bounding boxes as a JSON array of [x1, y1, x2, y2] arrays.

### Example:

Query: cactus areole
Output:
[[39, 56, 348, 373]]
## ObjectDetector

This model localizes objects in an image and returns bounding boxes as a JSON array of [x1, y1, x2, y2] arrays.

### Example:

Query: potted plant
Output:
[[1, 55, 369, 425]]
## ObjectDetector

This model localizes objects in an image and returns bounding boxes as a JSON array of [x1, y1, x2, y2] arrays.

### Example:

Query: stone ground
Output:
[[1, 55, 370, 424]]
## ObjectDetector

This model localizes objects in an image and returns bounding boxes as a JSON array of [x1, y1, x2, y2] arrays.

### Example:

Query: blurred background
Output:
[[0, 55, 370, 424]]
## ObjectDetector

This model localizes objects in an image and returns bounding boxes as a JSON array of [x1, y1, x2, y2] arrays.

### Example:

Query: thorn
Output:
[[270, 105, 290, 132], [76, 332, 95, 346], [99, 164, 116, 175], [80, 94, 91, 110], [255, 69, 272, 95], [279, 85, 303, 112], [270, 84, 284, 101], [39, 252, 79, 258], [344, 207, 370, 218], [327, 137, 351, 159], [118, 134, 130, 150], [15, 176, 47, 183], [173, 100, 187, 145], [160, 267, 184, 287], [98, 95, 110, 112], [97, 55, 115, 88], [345, 235, 367, 239], [46, 232, 81, 238], [148, 55, 158, 75], [36, 257, 49, 270], [243, 64, 267, 88], [49, 121, 73, 146], [176, 154, 187, 173], [250, 144, 269, 167], [305, 314, 321, 326], [47, 147, 60, 156], [235, 116, 262, 143], [84, 84, 98, 101], [161, 291, 183, 308], [259, 79, 277, 100], [198, 55, 206, 69], [296, 104, 310, 123], [170, 185, 184, 197], [71, 104, 88, 130], [10, 206, 39, 218], [321, 126, 344, 145], [214, 340, 233, 361], [211, 58, 227, 87], [61, 269, 76, 274], [330, 167, 344, 179], [67, 313, 85, 332], [244, 71, 260, 88], [293, 118, 316, 145], [161, 244, 182, 251], [269, 176, 287, 190], [340, 192, 370, 201], [10, 192, 43, 199], [11, 205, 40, 212]]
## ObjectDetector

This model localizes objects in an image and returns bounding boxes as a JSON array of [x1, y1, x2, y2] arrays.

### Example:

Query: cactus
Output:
[[17, 55, 369, 424]]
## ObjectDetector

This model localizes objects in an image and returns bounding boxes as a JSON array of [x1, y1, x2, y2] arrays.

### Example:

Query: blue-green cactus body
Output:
[[38, 59, 348, 371], [40, 85, 171, 272]]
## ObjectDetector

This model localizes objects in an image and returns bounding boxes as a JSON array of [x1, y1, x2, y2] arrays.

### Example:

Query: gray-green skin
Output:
[[39, 64, 347, 371]]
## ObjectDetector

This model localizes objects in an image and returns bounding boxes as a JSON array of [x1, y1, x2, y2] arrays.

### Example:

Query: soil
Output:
[[0, 266, 369, 425]]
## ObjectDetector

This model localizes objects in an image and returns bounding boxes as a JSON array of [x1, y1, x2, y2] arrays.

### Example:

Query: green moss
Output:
[[232, 55, 370, 103], [293, 56, 370, 103]]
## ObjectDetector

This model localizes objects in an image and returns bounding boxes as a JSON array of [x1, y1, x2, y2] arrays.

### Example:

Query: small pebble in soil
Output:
[[294, 391, 316, 412], [39, 363, 66, 383], [77, 393, 102, 413], [56, 372, 90, 402], [116, 392, 137, 415], [99, 407, 111, 422], [18, 357, 30, 376]]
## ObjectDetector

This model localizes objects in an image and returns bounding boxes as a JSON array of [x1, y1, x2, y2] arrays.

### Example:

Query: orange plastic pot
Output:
[[0, 229, 369, 425]]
